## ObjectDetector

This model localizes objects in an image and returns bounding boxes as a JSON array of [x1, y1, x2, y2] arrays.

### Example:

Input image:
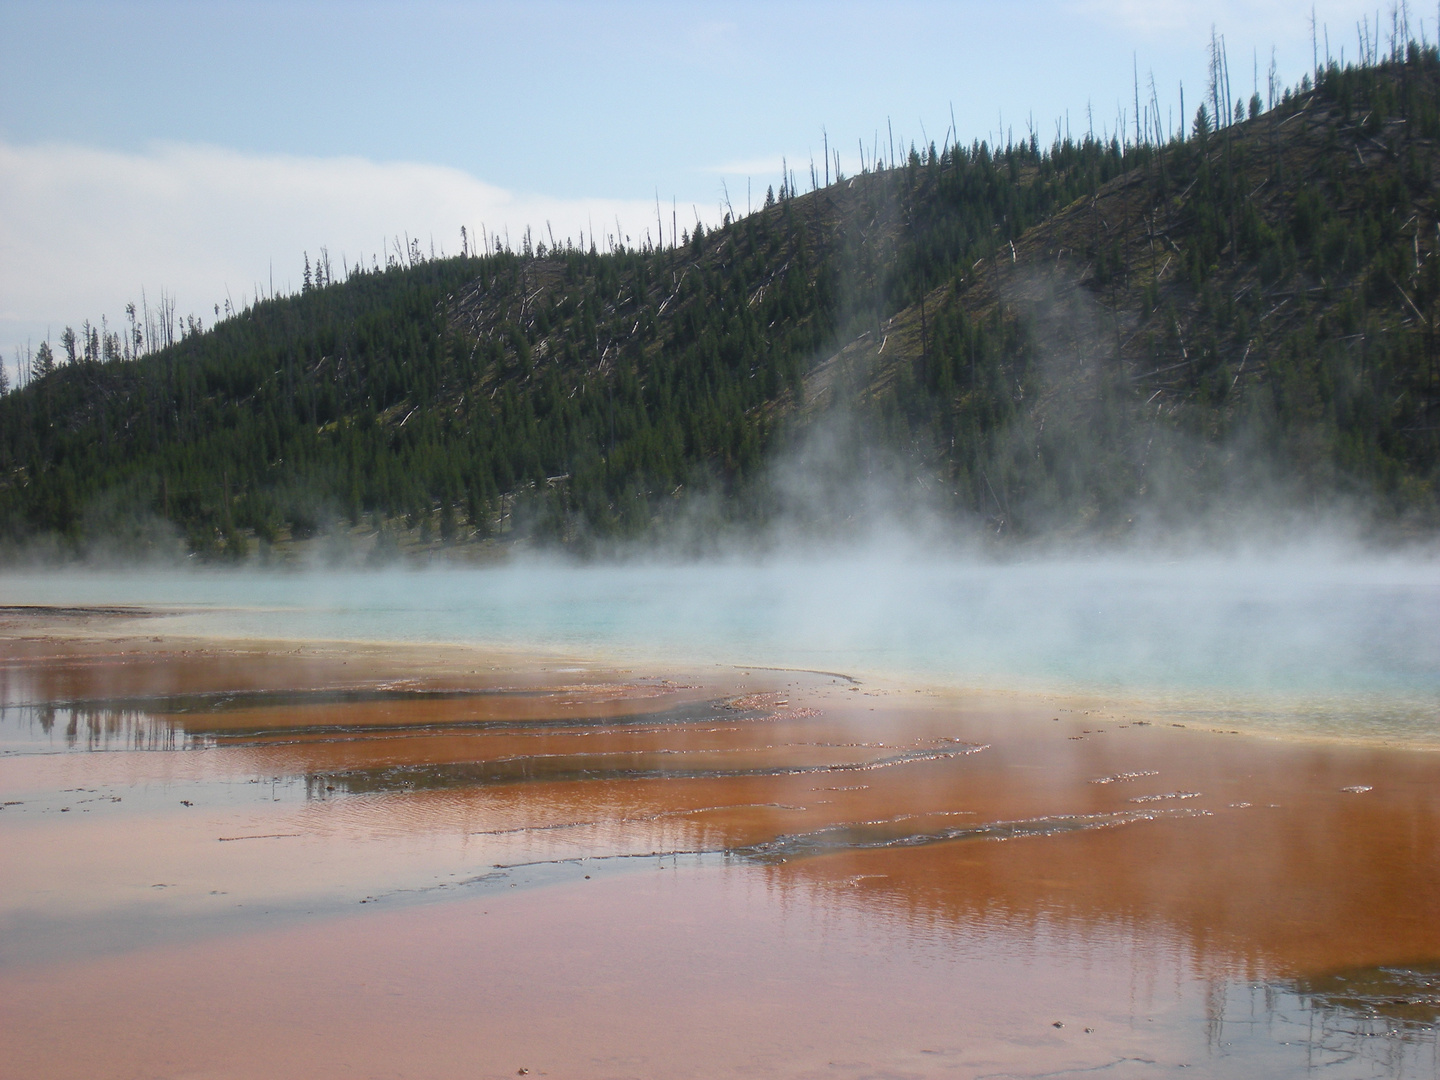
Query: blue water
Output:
[[3, 550, 1438, 741]]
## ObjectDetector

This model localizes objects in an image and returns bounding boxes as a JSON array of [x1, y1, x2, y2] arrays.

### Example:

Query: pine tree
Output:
[[59, 327, 77, 366], [33, 341, 56, 379]]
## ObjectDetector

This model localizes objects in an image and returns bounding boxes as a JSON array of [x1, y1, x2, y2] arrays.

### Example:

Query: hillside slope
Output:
[[813, 52, 1440, 537], [2, 49, 1438, 558]]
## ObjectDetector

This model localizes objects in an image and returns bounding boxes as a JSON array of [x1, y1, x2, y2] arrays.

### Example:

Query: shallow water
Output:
[[3, 555, 1439, 1077], [2, 638, 1439, 1077], [3, 551, 1438, 742]]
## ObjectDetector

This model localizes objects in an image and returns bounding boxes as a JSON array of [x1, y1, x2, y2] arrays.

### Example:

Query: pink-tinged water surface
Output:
[[1, 616, 1438, 1078]]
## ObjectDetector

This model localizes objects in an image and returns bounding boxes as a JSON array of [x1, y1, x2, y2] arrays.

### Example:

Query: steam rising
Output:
[[4, 540, 1437, 744], [5, 128, 1436, 753]]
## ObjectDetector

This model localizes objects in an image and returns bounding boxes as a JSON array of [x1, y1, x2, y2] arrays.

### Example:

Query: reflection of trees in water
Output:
[[3, 704, 191, 751], [758, 856, 1439, 1075], [1282, 966, 1440, 1075], [1197, 972, 1440, 1077]]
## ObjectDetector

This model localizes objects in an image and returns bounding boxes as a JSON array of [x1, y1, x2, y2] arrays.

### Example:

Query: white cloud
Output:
[[0, 139, 664, 368]]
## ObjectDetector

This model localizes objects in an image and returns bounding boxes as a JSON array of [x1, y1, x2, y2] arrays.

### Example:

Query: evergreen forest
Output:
[[3, 41, 1439, 559]]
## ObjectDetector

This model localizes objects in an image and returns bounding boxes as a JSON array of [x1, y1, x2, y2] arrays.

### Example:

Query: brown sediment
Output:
[[2, 622, 1439, 1078]]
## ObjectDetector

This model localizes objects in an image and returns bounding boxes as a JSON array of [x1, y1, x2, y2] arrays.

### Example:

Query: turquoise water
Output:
[[3, 551, 1438, 742]]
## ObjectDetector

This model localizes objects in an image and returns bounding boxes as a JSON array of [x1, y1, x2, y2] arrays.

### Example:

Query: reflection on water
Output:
[[3, 642, 1440, 1077], [0, 692, 749, 754], [3, 556, 1439, 742], [0, 703, 192, 752], [1238, 969, 1439, 1077], [1294, 964, 1440, 1035]]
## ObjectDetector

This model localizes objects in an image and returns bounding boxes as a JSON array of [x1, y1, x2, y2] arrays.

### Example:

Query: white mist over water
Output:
[[3, 548, 1437, 742]]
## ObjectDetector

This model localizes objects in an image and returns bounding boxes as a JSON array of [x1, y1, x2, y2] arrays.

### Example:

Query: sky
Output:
[[0, 0, 1416, 378]]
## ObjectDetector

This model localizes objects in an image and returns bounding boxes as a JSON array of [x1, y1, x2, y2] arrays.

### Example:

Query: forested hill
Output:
[[3, 47, 1439, 559]]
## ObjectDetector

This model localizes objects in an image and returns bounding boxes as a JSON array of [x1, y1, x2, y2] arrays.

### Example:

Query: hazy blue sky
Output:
[[0, 0, 1408, 372]]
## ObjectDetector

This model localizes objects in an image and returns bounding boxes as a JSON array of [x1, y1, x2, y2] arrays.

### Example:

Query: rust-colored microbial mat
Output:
[[1, 623, 1438, 1078]]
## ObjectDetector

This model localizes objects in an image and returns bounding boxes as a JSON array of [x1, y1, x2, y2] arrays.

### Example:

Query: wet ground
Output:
[[1, 619, 1438, 1078]]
